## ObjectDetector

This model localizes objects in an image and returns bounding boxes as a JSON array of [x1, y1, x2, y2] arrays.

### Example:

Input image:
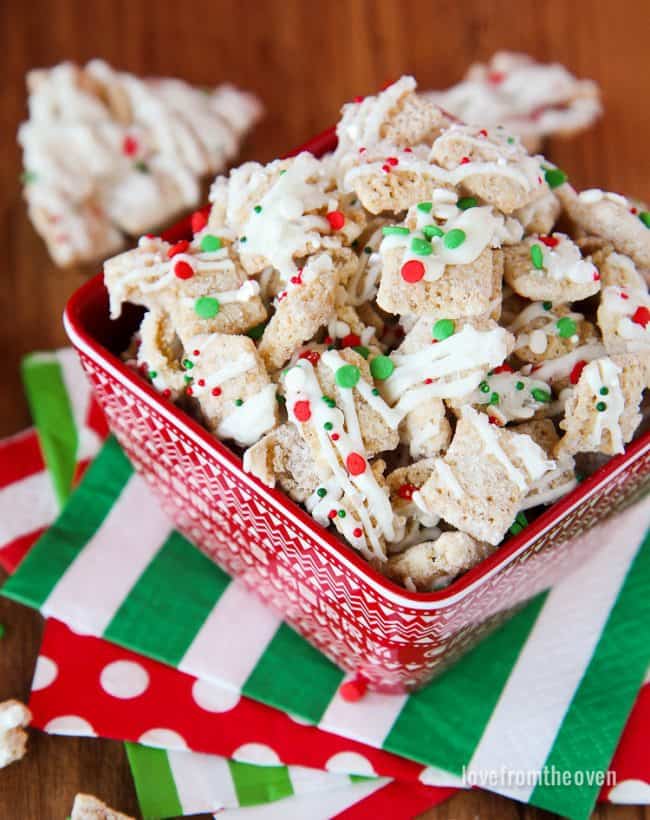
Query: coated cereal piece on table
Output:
[[243, 424, 320, 503], [385, 531, 493, 592], [70, 793, 134, 820], [557, 185, 650, 269], [0, 700, 31, 769], [184, 333, 278, 448], [414, 406, 555, 545], [509, 301, 600, 365], [513, 419, 578, 509], [503, 233, 601, 302], [137, 309, 187, 400], [556, 353, 650, 457]]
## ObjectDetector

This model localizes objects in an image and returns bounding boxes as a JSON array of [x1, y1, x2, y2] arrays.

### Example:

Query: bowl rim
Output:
[[62, 124, 650, 613]]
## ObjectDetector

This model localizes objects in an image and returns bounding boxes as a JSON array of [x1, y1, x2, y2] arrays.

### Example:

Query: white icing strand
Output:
[[216, 384, 277, 447], [434, 459, 463, 498], [582, 359, 626, 453], [528, 235, 597, 284]]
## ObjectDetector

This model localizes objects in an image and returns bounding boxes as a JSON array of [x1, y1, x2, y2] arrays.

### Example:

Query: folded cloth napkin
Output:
[[2, 349, 650, 820]]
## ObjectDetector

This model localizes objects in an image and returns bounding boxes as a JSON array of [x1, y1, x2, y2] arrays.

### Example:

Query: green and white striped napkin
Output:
[[4, 422, 649, 819]]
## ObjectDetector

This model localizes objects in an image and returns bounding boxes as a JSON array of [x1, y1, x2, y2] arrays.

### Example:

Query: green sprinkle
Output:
[[596, 401, 607, 412], [370, 355, 394, 380], [410, 237, 433, 256], [200, 234, 222, 252], [335, 364, 361, 388], [457, 196, 477, 210], [509, 511, 528, 536], [542, 301, 553, 311], [337, 509, 346, 518], [639, 212, 650, 228], [364, 246, 373, 254], [235, 398, 244, 407], [531, 388, 552, 403], [510, 522, 524, 535], [184, 374, 193, 384], [432, 318, 455, 341], [21, 170, 37, 184], [134, 160, 149, 173], [417, 202, 433, 213], [253, 205, 262, 213], [322, 395, 336, 408], [353, 345, 370, 359], [489, 391, 500, 405], [317, 487, 327, 498], [507, 137, 515, 145], [382, 225, 410, 236], [276, 393, 286, 404], [194, 296, 220, 319], [246, 322, 267, 340], [422, 224, 444, 240], [530, 244, 544, 270], [515, 381, 525, 391], [479, 381, 490, 394], [443, 228, 466, 249], [324, 421, 333, 431], [182, 359, 194, 370], [516, 511, 528, 527], [600, 386, 609, 395], [148, 370, 157, 380], [239, 236, 247, 243], [372, 388, 380, 396], [279, 169, 287, 175], [556, 317, 577, 338], [544, 168, 567, 189]]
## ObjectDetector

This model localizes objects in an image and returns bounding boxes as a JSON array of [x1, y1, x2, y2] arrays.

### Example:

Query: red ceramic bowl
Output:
[[64, 130, 650, 693]]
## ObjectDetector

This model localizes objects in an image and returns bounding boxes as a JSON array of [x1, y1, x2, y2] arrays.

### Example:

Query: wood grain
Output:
[[0, 0, 648, 817]]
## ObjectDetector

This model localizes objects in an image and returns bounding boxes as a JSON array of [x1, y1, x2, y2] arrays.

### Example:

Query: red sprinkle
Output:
[[401, 260, 425, 283], [353, 95, 364, 103], [326, 210, 345, 230], [630, 207, 638, 215], [397, 483, 417, 501], [540, 235, 559, 248], [479, 129, 488, 137], [487, 71, 505, 85], [359, 147, 366, 154], [328, 509, 337, 520], [298, 349, 321, 366], [460, 156, 471, 165], [593, 270, 601, 281], [324, 336, 334, 345], [488, 415, 503, 426], [168, 239, 190, 258], [290, 274, 303, 285], [386, 156, 399, 166], [293, 400, 312, 422], [569, 359, 587, 385], [492, 363, 514, 374], [424, 378, 433, 385], [193, 349, 201, 356], [341, 333, 361, 348], [197, 379, 206, 387], [404, 147, 413, 153], [346, 452, 366, 476], [162, 388, 171, 399], [191, 210, 208, 233], [211, 386, 222, 397], [122, 135, 138, 157], [352, 527, 363, 538], [331, 433, 340, 441], [186, 386, 194, 396], [631, 306, 650, 328], [382, 164, 392, 173], [174, 260, 194, 280], [339, 678, 368, 702], [620, 292, 629, 300]]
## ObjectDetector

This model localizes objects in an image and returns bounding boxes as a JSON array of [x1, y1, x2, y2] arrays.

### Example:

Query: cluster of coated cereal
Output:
[[105, 76, 650, 593], [19, 60, 262, 267]]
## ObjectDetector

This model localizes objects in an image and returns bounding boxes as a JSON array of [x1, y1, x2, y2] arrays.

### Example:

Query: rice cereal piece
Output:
[[598, 286, 650, 354], [449, 366, 554, 425], [184, 333, 278, 448], [513, 419, 578, 509], [137, 310, 186, 400], [429, 124, 548, 213], [503, 233, 601, 302], [0, 700, 31, 769], [509, 301, 600, 365], [399, 399, 452, 460], [243, 424, 320, 503], [557, 185, 650, 269], [415, 406, 555, 545], [555, 353, 650, 457], [70, 793, 134, 820], [514, 189, 561, 235], [592, 247, 647, 291], [385, 531, 492, 591], [258, 253, 338, 370]]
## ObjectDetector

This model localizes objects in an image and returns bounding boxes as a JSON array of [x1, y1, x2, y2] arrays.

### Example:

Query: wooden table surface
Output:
[[1, 0, 649, 817]]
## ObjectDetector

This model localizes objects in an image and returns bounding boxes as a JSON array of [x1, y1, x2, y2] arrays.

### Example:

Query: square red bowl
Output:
[[64, 129, 650, 693]]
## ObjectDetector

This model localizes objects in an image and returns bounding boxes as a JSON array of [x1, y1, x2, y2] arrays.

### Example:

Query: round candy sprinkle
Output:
[[253, 205, 262, 213], [197, 379, 206, 387], [417, 202, 433, 213], [515, 381, 525, 391], [331, 432, 340, 441], [191, 210, 208, 233], [182, 359, 194, 370], [364, 246, 373, 254], [531, 388, 552, 403], [353, 345, 370, 359], [293, 400, 311, 422], [422, 224, 444, 240], [382, 225, 410, 236], [457, 196, 477, 210], [322, 395, 336, 408], [317, 487, 327, 498], [540, 235, 559, 248], [346, 452, 366, 476], [542, 301, 552, 310], [596, 401, 607, 412], [200, 234, 222, 252], [544, 168, 567, 189], [235, 398, 244, 407], [352, 527, 363, 538], [489, 392, 500, 405], [639, 212, 650, 228], [370, 355, 394, 380], [530, 244, 544, 269], [397, 483, 416, 500], [631, 306, 650, 328], [432, 318, 455, 341], [479, 381, 490, 393], [401, 260, 425, 283], [195, 296, 220, 318], [600, 387, 609, 395], [338, 509, 347, 518], [162, 388, 171, 398], [410, 237, 433, 256], [372, 388, 380, 395], [211, 386, 222, 397], [328, 509, 337, 520], [122, 135, 138, 156], [443, 229, 466, 249], [168, 239, 190, 258], [492, 363, 513, 374], [174, 260, 194, 280], [556, 317, 577, 338], [324, 421, 333, 431], [134, 160, 149, 173], [326, 210, 345, 230], [336, 364, 361, 388], [341, 333, 361, 348]]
